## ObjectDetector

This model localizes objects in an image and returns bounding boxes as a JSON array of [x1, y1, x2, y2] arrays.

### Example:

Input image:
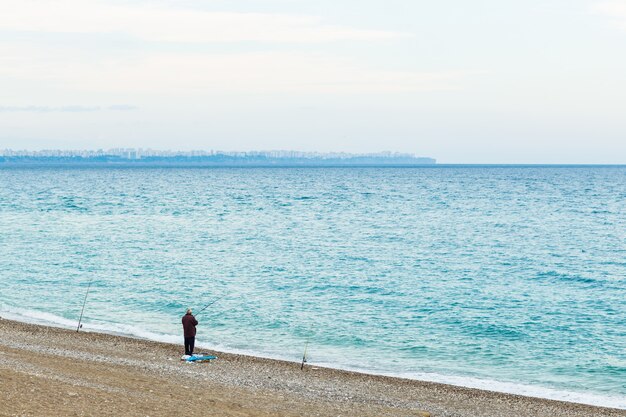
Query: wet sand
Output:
[[0, 318, 623, 417]]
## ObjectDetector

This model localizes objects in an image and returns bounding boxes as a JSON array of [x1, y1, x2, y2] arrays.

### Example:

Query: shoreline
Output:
[[1, 317, 623, 417], [1, 309, 624, 410]]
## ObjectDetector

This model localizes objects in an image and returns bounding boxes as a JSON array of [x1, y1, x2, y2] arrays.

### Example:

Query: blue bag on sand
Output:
[[181, 354, 217, 362]]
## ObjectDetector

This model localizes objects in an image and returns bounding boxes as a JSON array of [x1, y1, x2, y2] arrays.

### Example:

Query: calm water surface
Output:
[[0, 166, 624, 407]]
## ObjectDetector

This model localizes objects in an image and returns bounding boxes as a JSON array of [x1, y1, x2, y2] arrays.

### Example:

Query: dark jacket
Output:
[[182, 313, 198, 338]]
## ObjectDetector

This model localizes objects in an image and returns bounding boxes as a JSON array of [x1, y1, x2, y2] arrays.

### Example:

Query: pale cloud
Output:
[[0, 42, 465, 95], [0, 0, 407, 43], [0, 38, 464, 94], [82, 52, 463, 94], [0, 105, 137, 112], [591, 1, 626, 30]]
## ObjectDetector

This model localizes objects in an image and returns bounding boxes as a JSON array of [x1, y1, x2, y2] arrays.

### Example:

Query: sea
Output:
[[0, 165, 624, 409]]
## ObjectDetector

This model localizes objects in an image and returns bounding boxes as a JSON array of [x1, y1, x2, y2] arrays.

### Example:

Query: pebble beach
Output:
[[1, 318, 623, 417]]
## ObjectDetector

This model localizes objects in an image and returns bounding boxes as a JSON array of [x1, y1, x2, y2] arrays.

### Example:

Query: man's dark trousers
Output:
[[184, 337, 195, 356]]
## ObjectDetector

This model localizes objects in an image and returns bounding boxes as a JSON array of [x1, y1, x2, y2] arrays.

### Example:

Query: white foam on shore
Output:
[[352, 367, 626, 410], [0, 306, 78, 328], [2, 306, 624, 410], [0, 305, 180, 345]]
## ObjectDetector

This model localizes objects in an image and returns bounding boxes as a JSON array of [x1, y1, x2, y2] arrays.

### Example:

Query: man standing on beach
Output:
[[182, 308, 198, 356]]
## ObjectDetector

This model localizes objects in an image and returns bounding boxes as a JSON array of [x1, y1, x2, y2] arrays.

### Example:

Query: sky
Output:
[[1, 0, 625, 163]]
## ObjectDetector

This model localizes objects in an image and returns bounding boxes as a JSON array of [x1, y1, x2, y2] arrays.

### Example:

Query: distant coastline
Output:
[[0, 149, 436, 166]]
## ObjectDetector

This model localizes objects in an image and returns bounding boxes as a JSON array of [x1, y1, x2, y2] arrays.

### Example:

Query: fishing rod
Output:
[[194, 286, 274, 318], [76, 278, 93, 332], [300, 340, 308, 370], [194, 295, 226, 317], [193, 285, 287, 319], [193, 285, 281, 318]]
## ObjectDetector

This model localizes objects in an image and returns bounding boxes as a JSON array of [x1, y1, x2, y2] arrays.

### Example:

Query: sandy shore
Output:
[[0, 318, 623, 417]]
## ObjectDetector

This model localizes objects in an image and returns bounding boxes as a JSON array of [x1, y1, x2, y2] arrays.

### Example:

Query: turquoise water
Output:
[[1, 166, 625, 408]]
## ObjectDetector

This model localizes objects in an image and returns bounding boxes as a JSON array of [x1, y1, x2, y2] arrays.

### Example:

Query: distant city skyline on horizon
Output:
[[1, 148, 427, 158], [1, 148, 436, 165], [1, 1, 625, 164], [4, 147, 626, 165]]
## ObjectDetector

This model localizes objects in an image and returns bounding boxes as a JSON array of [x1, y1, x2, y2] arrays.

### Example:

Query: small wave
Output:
[[535, 271, 598, 285], [398, 344, 428, 353], [460, 322, 527, 340]]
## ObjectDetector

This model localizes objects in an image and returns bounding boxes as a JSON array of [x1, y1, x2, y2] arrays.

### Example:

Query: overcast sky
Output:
[[1, 0, 625, 163]]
